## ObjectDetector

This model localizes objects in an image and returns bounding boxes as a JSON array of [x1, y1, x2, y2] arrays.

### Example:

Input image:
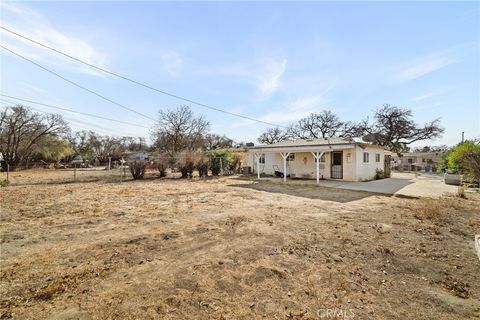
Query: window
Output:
[[407, 158, 413, 164], [258, 154, 265, 164], [287, 153, 295, 161], [363, 152, 369, 163], [375, 153, 381, 163]]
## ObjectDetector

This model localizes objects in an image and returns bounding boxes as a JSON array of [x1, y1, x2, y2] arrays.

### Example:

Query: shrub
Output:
[[375, 168, 384, 180], [179, 159, 195, 178], [447, 140, 480, 183], [128, 161, 146, 180], [457, 185, 467, 199], [195, 157, 208, 178], [230, 153, 242, 174], [0, 179, 10, 187], [208, 150, 233, 176], [157, 158, 168, 178]]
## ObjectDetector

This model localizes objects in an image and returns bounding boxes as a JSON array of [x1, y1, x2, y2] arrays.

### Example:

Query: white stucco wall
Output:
[[354, 147, 385, 181], [246, 145, 386, 182]]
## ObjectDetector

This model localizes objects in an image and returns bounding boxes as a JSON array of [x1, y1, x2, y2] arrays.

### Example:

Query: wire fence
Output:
[[0, 161, 246, 187]]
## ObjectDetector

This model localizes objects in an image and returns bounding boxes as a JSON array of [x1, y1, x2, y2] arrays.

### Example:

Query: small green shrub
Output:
[[208, 150, 234, 176], [375, 168, 385, 180], [457, 185, 467, 199], [0, 179, 10, 187]]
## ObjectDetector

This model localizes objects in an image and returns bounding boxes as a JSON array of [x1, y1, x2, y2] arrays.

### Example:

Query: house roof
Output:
[[251, 137, 364, 148], [248, 137, 387, 153]]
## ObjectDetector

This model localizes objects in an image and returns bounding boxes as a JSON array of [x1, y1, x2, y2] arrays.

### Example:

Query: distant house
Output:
[[70, 155, 83, 165], [246, 138, 391, 182], [125, 151, 150, 162], [392, 151, 445, 171]]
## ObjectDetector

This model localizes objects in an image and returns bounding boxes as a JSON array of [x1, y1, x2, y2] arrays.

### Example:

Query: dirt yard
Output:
[[1, 169, 479, 319]]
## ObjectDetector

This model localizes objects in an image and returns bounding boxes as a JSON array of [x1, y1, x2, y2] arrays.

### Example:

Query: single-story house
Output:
[[392, 151, 444, 171], [246, 138, 391, 182]]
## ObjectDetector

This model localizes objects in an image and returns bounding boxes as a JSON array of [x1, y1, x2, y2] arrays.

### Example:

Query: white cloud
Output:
[[257, 58, 287, 95], [0, 2, 107, 77], [398, 51, 457, 81], [288, 82, 336, 111], [410, 92, 436, 102]]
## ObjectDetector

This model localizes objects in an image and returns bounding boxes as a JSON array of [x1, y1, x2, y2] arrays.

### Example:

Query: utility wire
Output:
[[0, 94, 150, 129], [0, 44, 156, 121], [0, 26, 288, 129], [0, 100, 116, 134]]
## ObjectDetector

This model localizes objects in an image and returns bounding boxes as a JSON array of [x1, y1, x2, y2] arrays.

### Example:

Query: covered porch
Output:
[[251, 145, 356, 183]]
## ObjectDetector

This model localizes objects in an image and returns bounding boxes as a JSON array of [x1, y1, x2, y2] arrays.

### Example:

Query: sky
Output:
[[1, 1, 479, 146]]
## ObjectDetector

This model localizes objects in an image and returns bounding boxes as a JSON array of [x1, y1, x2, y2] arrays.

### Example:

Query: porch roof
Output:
[[249, 138, 358, 153]]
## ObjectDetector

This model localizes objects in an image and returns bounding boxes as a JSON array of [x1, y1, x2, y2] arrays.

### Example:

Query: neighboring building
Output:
[[125, 151, 150, 162], [392, 151, 445, 171], [246, 138, 390, 182]]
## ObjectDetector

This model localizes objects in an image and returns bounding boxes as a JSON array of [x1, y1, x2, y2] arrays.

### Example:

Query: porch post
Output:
[[280, 152, 290, 182], [311, 151, 324, 184], [254, 153, 261, 179]]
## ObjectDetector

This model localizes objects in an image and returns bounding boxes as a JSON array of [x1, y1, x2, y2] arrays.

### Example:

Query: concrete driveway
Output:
[[318, 172, 457, 198]]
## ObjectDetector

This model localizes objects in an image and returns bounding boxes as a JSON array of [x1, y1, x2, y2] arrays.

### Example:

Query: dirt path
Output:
[[1, 171, 479, 319]]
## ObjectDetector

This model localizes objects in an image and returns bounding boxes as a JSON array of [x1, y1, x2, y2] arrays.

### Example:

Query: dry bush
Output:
[[157, 158, 168, 178], [175, 152, 205, 178], [128, 161, 146, 180], [195, 156, 208, 178], [412, 197, 458, 221]]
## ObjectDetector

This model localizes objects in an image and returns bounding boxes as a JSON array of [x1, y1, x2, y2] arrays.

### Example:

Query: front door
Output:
[[331, 151, 343, 179]]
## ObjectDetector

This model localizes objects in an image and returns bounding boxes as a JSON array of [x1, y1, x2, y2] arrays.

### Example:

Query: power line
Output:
[[0, 94, 150, 129], [0, 44, 156, 121], [0, 26, 288, 129], [0, 100, 137, 135]]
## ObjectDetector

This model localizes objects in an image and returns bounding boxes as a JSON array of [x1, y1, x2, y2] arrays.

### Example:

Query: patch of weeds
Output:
[[457, 185, 467, 199], [0, 179, 10, 187], [443, 276, 470, 298], [412, 198, 456, 221]]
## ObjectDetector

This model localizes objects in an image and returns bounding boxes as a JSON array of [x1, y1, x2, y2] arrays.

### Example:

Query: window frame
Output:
[[375, 153, 381, 163], [258, 153, 265, 164], [363, 152, 370, 163]]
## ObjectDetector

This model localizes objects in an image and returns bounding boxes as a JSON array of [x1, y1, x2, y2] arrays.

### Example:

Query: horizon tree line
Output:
[[0, 103, 453, 170]]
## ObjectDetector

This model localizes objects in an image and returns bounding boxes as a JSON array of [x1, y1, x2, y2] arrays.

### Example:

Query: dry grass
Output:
[[412, 197, 457, 220], [1, 169, 479, 319]]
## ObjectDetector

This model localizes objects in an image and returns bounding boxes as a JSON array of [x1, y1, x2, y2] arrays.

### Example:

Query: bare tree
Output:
[[68, 131, 147, 162], [359, 104, 444, 156], [0, 105, 69, 169], [152, 105, 209, 157], [292, 111, 342, 139], [204, 133, 234, 150], [258, 127, 290, 144], [258, 110, 360, 144]]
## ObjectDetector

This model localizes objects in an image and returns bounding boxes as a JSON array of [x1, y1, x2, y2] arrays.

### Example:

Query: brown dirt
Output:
[[1, 169, 479, 319]]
